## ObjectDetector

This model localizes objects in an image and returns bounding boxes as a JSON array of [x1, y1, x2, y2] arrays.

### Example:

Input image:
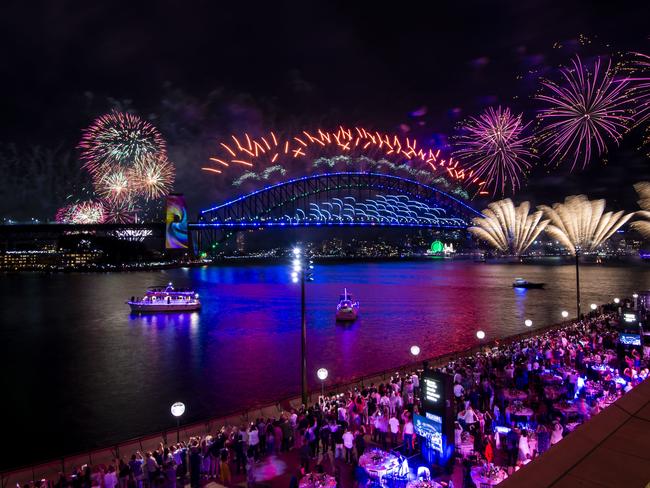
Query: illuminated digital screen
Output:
[[423, 376, 442, 405], [414, 413, 443, 454], [619, 333, 641, 346], [165, 194, 189, 249]]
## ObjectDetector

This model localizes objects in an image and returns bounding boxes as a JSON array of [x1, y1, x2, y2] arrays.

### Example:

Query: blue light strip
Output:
[[200, 171, 484, 217], [189, 222, 466, 229]]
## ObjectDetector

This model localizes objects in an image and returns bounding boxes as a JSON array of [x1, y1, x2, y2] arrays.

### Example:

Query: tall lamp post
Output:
[[171, 402, 185, 443], [575, 249, 581, 317], [292, 247, 314, 405], [317, 368, 328, 398]]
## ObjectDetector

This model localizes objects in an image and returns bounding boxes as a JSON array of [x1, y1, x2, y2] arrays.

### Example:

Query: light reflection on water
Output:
[[1, 259, 649, 469]]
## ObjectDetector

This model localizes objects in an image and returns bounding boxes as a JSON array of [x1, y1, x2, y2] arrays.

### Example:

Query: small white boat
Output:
[[336, 288, 359, 321], [127, 283, 201, 313], [512, 277, 545, 289]]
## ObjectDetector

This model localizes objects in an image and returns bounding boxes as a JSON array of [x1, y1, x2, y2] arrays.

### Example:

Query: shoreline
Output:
[[2, 254, 646, 274], [0, 304, 619, 478]]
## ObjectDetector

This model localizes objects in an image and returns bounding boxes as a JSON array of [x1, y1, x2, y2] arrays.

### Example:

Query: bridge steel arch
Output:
[[191, 172, 483, 250]]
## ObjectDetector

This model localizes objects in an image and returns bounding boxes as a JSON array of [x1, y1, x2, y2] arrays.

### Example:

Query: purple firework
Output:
[[536, 56, 633, 171], [454, 106, 536, 196], [627, 52, 650, 125]]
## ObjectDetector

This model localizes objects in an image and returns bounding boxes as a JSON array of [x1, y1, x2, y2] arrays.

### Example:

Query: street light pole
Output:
[[575, 250, 581, 318], [301, 264, 308, 405]]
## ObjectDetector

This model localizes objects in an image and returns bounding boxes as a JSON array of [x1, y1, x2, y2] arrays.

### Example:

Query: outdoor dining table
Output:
[[406, 481, 443, 488], [470, 466, 508, 487], [505, 406, 534, 424], [358, 449, 400, 483], [502, 388, 528, 401], [298, 473, 337, 488], [543, 385, 567, 400], [553, 401, 578, 414], [540, 373, 564, 384]]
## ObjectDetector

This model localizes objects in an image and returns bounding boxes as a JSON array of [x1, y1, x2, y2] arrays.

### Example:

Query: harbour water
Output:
[[1, 259, 648, 470]]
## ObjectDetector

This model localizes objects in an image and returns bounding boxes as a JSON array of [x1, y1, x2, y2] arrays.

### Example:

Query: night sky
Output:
[[1, 0, 649, 218]]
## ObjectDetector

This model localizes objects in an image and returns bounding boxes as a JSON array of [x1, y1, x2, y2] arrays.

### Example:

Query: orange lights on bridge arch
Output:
[[204, 126, 488, 195]]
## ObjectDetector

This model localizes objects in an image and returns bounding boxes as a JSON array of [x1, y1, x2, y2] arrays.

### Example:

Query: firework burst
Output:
[[78, 110, 166, 175], [55, 200, 105, 224], [626, 52, 650, 126], [95, 167, 132, 202], [536, 56, 633, 171], [469, 199, 549, 255], [104, 199, 140, 223], [454, 106, 536, 196], [131, 154, 175, 200], [538, 195, 634, 254], [631, 181, 650, 238]]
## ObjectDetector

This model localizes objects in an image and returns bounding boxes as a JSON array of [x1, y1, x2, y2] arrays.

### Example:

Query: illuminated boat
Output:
[[336, 288, 359, 321], [127, 283, 201, 313], [512, 278, 545, 289]]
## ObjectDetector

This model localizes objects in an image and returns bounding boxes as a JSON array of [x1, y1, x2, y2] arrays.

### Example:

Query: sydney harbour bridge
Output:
[[191, 171, 483, 251]]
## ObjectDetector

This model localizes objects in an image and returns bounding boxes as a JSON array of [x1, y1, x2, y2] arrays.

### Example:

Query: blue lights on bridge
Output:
[[196, 171, 482, 230], [200, 171, 483, 217]]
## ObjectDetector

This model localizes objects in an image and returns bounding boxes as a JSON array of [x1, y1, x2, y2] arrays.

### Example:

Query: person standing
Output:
[[402, 413, 414, 455], [342, 427, 355, 464], [388, 413, 400, 447], [505, 427, 520, 470]]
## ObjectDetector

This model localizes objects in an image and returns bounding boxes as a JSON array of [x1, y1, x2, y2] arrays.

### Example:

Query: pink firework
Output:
[[78, 110, 166, 175], [55, 201, 105, 224], [103, 199, 140, 223], [453, 106, 536, 196], [536, 56, 633, 171]]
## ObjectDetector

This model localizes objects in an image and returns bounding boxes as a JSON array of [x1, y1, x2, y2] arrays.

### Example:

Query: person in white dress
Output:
[[518, 430, 531, 462]]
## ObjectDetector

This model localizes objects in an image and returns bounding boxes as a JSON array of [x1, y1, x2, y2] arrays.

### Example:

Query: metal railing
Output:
[[0, 314, 584, 488]]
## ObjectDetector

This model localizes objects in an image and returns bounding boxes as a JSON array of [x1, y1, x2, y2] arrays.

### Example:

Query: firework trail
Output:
[[203, 126, 488, 195], [469, 199, 549, 255], [538, 195, 634, 254], [536, 56, 633, 171], [454, 106, 536, 196], [78, 110, 167, 176]]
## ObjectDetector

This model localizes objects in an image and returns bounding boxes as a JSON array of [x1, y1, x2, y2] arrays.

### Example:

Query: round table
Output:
[[406, 481, 442, 488], [506, 406, 534, 424], [544, 385, 566, 401], [470, 466, 507, 486], [553, 401, 578, 414], [540, 373, 563, 384], [359, 449, 400, 482], [299, 474, 336, 488], [502, 388, 528, 401]]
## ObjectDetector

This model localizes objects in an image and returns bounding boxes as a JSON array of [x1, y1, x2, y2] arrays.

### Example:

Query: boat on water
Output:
[[127, 283, 201, 313], [512, 278, 545, 289], [336, 288, 359, 321]]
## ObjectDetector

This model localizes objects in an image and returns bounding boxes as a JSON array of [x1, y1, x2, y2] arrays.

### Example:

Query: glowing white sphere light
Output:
[[614, 298, 620, 304], [561, 310, 569, 318], [317, 368, 328, 381], [524, 319, 533, 327], [590, 303, 597, 310], [171, 402, 185, 417], [410, 345, 421, 356], [476, 330, 486, 340]]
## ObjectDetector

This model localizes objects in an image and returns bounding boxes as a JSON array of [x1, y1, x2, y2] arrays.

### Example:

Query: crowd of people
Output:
[[19, 304, 648, 488]]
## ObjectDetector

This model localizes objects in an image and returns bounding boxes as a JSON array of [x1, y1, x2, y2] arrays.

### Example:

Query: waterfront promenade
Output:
[[2, 300, 644, 488]]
